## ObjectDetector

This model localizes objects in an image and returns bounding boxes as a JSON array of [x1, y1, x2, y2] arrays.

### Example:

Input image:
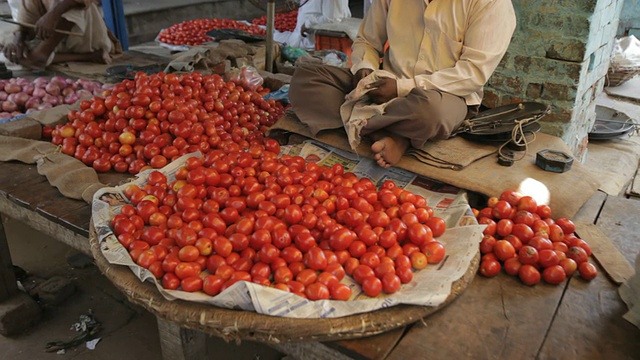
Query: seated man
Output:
[[289, 0, 516, 168], [3, 0, 120, 69]]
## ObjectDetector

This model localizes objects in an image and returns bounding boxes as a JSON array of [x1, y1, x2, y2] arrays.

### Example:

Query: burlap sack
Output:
[[0, 135, 105, 203], [268, 112, 600, 219]]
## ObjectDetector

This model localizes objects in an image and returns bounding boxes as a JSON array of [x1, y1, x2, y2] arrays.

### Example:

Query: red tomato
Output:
[[578, 262, 598, 281], [493, 240, 516, 262], [503, 257, 522, 276], [479, 259, 501, 277], [425, 216, 446, 237], [361, 276, 382, 297], [422, 241, 446, 264], [518, 264, 541, 286], [542, 265, 566, 285]]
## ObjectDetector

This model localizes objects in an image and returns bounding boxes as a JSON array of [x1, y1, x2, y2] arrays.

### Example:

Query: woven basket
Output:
[[606, 66, 640, 87]]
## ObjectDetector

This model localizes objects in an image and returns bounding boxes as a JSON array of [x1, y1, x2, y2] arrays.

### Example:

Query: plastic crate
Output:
[[315, 29, 353, 65]]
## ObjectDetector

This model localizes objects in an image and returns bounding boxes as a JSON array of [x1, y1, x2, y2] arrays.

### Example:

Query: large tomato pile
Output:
[[111, 152, 448, 300], [473, 190, 598, 285], [251, 9, 298, 32], [157, 18, 266, 46], [43, 72, 284, 174]]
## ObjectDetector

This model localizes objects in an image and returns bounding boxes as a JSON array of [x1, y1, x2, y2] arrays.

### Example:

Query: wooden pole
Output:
[[265, 0, 276, 72]]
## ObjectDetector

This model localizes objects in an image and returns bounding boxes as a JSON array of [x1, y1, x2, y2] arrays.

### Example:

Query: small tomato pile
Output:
[[43, 72, 284, 175], [473, 190, 597, 285], [112, 150, 448, 300], [157, 18, 266, 46], [251, 9, 298, 32]]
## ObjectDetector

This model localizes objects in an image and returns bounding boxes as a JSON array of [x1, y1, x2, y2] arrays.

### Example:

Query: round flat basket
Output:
[[89, 222, 479, 343]]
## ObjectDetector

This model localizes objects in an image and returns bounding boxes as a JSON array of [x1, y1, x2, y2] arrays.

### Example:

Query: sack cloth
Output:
[[339, 70, 397, 151], [164, 40, 267, 74], [620, 252, 640, 330], [268, 111, 600, 219], [0, 135, 105, 203]]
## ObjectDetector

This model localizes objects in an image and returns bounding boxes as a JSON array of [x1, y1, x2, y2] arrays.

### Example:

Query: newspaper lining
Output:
[[92, 142, 484, 318]]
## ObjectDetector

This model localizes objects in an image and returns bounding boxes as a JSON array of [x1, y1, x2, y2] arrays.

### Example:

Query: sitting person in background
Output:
[[3, 0, 121, 69], [277, 0, 351, 49], [289, 0, 516, 168]]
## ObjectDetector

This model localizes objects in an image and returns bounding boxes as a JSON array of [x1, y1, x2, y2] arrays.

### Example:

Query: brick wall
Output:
[[483, 0, 625, 160]]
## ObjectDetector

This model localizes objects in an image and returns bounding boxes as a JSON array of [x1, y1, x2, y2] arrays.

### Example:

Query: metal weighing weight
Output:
[[535, 149, 574, 173]]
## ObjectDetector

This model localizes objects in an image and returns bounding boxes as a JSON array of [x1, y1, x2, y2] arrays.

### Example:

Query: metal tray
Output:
[[589, 105, 637, 140], [206, 29, 265, 43]]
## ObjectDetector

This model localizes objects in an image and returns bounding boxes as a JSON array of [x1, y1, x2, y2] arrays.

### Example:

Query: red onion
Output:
[[33, 87, 47, 98], [76, 89, 92, 99], [64, 93, 79, 105], [24, 97, 41, 109], [50, 76, 67, 88], [33, 77, 48, 86], [2, 100, 18, 112], [0, 112, 11, 119], [14, 78, 29, 86], [62, 87, 75, 96], [4, 83, 21, 94], [45, 82, 61, 96], [42, 94, 59, 106], [37, 103, 53, 111], [12, 93, 29, 107], [0, 91, 7, 101], [22, 84, 34, 95]]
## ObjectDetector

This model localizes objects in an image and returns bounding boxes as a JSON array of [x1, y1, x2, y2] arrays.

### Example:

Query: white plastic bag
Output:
[[611, 35, 640, 69]]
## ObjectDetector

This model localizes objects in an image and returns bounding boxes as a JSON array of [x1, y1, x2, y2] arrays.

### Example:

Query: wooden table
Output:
[[1, 160, 639, 359]]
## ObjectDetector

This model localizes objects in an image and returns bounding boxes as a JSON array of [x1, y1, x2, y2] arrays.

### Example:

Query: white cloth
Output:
[[351, 0, 516, 106], [339, 70, 397, 150], [275, 0, 351, 50]]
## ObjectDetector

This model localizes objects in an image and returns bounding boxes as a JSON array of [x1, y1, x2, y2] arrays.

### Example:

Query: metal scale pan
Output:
[[588, 105, 638, 140], [452, 102, 550, 142]]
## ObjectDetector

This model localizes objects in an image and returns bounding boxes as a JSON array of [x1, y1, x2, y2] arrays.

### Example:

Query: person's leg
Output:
[[289, 62, 354, 136], [18, 17, 74, 69], [364, 88, 468, 167]]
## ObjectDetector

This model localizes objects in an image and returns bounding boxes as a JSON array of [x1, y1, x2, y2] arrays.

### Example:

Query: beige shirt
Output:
[[351, 0, 516, 106]]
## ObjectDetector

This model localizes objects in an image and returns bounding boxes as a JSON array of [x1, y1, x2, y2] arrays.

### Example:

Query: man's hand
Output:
[[352, 68, 373, 89], [3, 35, 26, 64], [300, 23, 308, 37], [35, 12, 59, 40], [366, 77, 397, 104]]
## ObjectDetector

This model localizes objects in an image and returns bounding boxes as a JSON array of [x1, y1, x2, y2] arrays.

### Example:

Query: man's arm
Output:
[[397, 0, 516, 100], [35, 0, 86, 40], [350, 0, 388, 75]]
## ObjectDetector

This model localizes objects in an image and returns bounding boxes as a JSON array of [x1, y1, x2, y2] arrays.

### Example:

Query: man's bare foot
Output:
[[94, 50, 112, 64], [370, 135, 410, 168]]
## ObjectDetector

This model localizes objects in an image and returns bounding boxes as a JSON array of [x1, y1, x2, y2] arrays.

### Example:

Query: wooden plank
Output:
[[0, 213, 18, 301], [539, 265, 640, 358], [572, 190, 607, 224], [595, 195, 640, 265], [386, 275, 565, 360], [157, 317, 207, 360], [0, 162, 47, 200], [539, 195, 640, 359], [0, 195, 91, 256], [326, 326, 405, 360], [271, 342, 356, 360], [575, 222, 634, 284]]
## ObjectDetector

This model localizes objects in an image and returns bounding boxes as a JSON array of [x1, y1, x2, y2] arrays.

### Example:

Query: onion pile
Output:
[[0, 76, 111, 119]]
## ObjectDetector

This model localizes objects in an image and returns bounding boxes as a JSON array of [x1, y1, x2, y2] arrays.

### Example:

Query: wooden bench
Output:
[[0, 160, 638, 359]]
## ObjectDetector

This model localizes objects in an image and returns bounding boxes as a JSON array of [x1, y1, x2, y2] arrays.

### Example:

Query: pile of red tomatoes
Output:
[[251, 9, 298, 32], [43, 72, 284, 175], [473, 190, 598, 285], [157, 18, 266, 46], [112, 150, 448, 300]]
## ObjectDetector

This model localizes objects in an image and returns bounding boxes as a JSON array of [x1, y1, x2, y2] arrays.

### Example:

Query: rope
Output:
[[35, 145, 63, 162], [496, 118, 537, 163]]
